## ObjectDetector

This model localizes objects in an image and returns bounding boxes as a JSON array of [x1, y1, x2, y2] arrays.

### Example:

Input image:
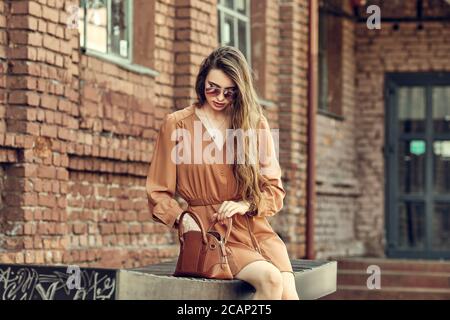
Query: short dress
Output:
[[146, 104, 294, 277]]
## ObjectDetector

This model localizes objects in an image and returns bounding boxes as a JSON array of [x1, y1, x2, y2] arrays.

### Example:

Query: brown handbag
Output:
[[173, 210, 234, 280]]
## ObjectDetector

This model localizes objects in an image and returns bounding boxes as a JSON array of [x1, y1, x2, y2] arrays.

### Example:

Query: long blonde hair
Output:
[[194, 46, 269, 212]]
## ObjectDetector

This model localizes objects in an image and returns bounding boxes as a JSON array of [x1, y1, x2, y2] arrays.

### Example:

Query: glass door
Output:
[[385, 73, 450, 259]]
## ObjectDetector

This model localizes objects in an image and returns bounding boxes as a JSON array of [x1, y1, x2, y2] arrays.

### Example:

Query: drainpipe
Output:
[[306, 0, 318, 260]]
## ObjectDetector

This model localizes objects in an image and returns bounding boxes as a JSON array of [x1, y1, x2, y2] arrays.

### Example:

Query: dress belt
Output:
[[187, 199, 222, 206], [187, 198, 240, 206], [185, 198, 262, 254]]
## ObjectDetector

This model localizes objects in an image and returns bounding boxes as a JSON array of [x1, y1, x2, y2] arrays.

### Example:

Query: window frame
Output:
[[80, 0, 158, 76], [217, 0, 252, 66], [317, 8, 344, 120], [318, 9, 328, 113], [81, 0, 133, 63]]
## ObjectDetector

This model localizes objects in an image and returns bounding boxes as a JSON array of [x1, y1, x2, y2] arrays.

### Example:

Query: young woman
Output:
[[146, 46, 299, 300]]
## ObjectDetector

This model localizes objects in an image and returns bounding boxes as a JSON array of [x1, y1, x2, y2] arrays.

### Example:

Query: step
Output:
[[337, 270, 450, 289], [321, 285, 450, 300], [335, 257, 450, 273]]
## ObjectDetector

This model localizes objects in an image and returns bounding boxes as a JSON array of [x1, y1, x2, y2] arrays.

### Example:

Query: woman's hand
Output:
[[214, 200, 251, 224]]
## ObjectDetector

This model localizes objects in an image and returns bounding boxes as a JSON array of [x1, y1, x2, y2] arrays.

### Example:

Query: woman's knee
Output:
[[246, 264, 283, 298], [262, 267, 283, 290], [281, 285, 299, 300], [235, 260, 282, 291], [281, 272, 299, 300], [234, 261, 284, 299]]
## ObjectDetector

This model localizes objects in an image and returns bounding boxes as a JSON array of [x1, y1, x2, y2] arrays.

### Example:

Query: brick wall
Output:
[[69, 0, 221, 267], [173, 0, 218, 109], [0, 165, 7, 256], [0, 0, 314, 267], [0, 0, 8, 258], [0, 0, 177, 267], [72, 6, 163, 267], [276, 0, 309, 257], [314, 1, 450, 258], [315, 8, 364, 258], [0, 0, 77, 265], [0, 0, 311, 268], [4, 0, 447, 267]]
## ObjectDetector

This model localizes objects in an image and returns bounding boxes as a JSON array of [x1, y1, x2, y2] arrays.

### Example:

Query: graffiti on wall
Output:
[[0, 264, 116, 300]]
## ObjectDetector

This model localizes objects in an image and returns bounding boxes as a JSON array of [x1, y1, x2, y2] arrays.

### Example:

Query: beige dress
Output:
[[146, 104, 294, 277]]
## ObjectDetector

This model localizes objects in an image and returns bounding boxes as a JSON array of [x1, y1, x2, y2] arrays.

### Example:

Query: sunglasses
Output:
[[205, 85, 237, 101]]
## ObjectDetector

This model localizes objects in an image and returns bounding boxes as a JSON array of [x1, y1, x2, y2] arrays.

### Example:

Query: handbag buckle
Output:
[[219, 241, 227, 258]]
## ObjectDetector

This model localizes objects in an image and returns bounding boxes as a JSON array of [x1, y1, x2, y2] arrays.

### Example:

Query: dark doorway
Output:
[[385, 72, 450, 259]]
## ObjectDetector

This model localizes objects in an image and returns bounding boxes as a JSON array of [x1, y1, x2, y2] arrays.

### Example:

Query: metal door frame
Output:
[[385, 72, 450, 259]]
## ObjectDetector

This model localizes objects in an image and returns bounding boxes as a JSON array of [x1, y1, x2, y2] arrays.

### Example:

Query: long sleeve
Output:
[[248, 116, 286, 218], [146, 113, 184, 229]]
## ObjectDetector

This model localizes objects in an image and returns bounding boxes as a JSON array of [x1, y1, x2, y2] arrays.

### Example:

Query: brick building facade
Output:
[[315, 0, 450, 259], [0, 0, 449, 269]]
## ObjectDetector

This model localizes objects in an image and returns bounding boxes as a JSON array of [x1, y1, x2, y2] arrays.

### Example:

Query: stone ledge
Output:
[[0, 259, 337, 300], [117, 259, 337, 300]]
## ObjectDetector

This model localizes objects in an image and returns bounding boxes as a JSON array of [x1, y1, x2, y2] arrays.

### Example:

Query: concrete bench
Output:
[[0, 259, 336, 300], [117, 259, 337, 300]]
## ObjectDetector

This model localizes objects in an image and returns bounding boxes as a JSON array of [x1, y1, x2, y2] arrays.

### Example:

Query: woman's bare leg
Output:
[[234, 260, 283, 300], [280, 272, 300, 300]]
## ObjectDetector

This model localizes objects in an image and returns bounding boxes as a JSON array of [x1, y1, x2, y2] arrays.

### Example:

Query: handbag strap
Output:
[[177, 210, 208, 244], [177, 210, 233, 245], [208, 218, 233, 245]]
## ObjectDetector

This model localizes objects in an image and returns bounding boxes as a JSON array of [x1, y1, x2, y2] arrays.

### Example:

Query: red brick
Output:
[[57, 197, 66, 209], [2, 206, 24, 220], [9, 30, 28, 45], [38, 194, 56, 208], [73, 223, 87, 235], [41, 94, 58, 110], [99, 223, 114, 235], [40, 124, 57, 138], [43, 34, 59, 51], [24, 223, 35, 235], [37, 166, 56, 179], [56, 168, 68, 180], [42, 180, 52, 192], [24, 251, 34, 263], [23, 193, 38, 206], [42, 6, 59, 23]]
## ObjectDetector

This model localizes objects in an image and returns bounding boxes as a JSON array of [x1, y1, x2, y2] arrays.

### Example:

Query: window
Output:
[[79, 0, 133, 62], [78, 0, 157, 76], [318, 9, 343, 117], [218, 0, 251, 64], [318, 10, 328, 112]]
